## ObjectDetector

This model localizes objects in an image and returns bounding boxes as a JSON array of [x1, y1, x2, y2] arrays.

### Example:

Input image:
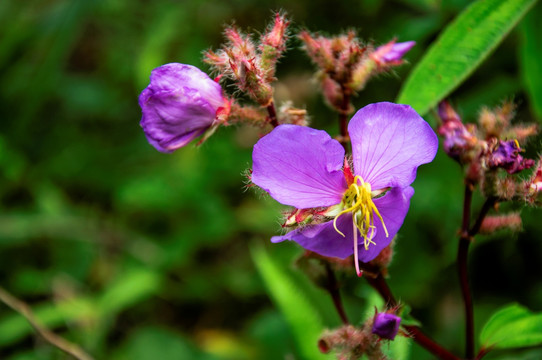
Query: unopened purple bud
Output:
[[139, 63, 228, 153], [372, 313, 401, 340], [374, 40, 415, 63], [437, 101, 477, 161]]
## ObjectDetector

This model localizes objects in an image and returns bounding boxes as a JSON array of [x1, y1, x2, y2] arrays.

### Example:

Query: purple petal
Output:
[[358, 186, 414, 262], [252, 125, 347, 208], [381, 41, 415, 62], [139, 63, 224, 153], [349, 102, 438, 190], [271, 215, 366, 259]]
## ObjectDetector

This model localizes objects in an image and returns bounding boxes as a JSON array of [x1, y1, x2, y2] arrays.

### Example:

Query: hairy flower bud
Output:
[[437, 101, 478, 162], [479, 213, 522, 234], [372, 312, 401, 340], [139, 63, 229, 152], [318, 325, 376, 359], [525, 158, 542, 205]]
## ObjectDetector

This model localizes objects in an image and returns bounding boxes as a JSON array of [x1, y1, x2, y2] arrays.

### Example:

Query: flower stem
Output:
[[338, 86, 351, 150], [266, 101, 279, 128], [324, 263, 350, 325], [365, 273, 460, 360], [458, 183, 475, 359], [469, 197, 497, 237], [0, 286, 94, 360]]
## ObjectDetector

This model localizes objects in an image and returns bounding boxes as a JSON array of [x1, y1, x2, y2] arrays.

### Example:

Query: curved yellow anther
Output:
[[333, 176, 389, 251]]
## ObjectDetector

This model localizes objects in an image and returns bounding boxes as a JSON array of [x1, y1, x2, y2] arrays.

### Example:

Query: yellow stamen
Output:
[[333, 176, 389, 251]]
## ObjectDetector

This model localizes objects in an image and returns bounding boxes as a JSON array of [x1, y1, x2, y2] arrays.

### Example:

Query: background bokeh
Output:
[[1, 0, 541, 359]]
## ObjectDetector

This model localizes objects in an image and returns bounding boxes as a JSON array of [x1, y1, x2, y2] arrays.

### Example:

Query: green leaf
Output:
[[519, 1, 542, 119], [480, 303, 542, 349], [0, 268, 161, 347], [397, 0, 538, 117], [251, 245, 332, 360], [112, 327, 210, 360], [383, 334, 412, 360], [0, 297, 95, 346]]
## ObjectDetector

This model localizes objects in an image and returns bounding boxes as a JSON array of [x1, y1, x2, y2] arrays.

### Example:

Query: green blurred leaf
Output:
[[383, 335, 412, 360], [480, 303, 542, 349], [397, 0, 537, 117], [251, 244, 332, 360], [135, 4, 188, 89], [112, 327, 206, 360], [0, 297, 95, 346], [519, 1, 542, 119], [98, 268, 161, 315], [0, 268, 161, 347]]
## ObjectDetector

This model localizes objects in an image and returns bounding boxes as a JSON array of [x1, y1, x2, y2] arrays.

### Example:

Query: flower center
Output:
[[333, 175, 389, 276]]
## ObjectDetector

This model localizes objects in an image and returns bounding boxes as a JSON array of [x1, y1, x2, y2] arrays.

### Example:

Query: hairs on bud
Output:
[[478, 100, 516, 138], [278, 101, 308, 126]]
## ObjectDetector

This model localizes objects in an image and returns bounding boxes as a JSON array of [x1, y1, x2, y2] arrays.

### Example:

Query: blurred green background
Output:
[[0, 0, 541, 359]]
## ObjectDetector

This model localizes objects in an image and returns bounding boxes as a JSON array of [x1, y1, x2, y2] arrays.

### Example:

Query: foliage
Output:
[[0, 0, 541, 359]]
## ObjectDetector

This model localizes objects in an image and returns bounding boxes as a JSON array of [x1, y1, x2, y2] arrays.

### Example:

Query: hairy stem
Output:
[[266, 101, 279, 128], [365, 273, 460, 360], [324, 263, 349, 325], [0, 286, 94, 360], [458, 183, 475, 359]]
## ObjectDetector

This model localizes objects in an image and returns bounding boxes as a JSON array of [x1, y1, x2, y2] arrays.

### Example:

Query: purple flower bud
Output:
[[437, 101, 477, 161], [139, 63, 229, 153], [487, 140, 534, 174], [373, 40, 415, 64], [372, 313, 401, 340]]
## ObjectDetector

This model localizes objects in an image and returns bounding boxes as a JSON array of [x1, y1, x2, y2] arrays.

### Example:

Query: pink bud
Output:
[[262, 13, 289, 51]]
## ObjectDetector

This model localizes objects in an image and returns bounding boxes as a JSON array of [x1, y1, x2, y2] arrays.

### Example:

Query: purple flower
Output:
[[373, 40, 415, 64], [139, 63, 229, 153], [372, 313, 401, 340], [252, 102, 437, 275], [487, 139, 534, 174]]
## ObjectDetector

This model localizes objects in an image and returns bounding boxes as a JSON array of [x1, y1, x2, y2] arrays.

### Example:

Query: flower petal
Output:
[[358, 186, 414, 262], [271, 215, 363, 259], [349, 102, 438, 189], [252, 125, 347, 208]]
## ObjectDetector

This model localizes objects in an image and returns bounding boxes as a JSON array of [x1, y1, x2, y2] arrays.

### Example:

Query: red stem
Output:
[[324, 263, 349, 325], [338, 87, 351, 150], [266, 101, 279, 128], [458, 183, 475, 359]]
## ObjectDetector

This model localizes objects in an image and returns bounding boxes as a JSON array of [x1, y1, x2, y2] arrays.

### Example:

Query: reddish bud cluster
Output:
[[204, 13, 289, 106], [318, 324, 385, 360], [299, 32, 414, 114], [437, 100, 540, 209]]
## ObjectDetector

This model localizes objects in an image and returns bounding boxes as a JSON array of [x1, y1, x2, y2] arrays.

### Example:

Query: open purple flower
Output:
[[139, 63, 230, 153], [252, 102, 437, 275], [487, 139, 534, 174]]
